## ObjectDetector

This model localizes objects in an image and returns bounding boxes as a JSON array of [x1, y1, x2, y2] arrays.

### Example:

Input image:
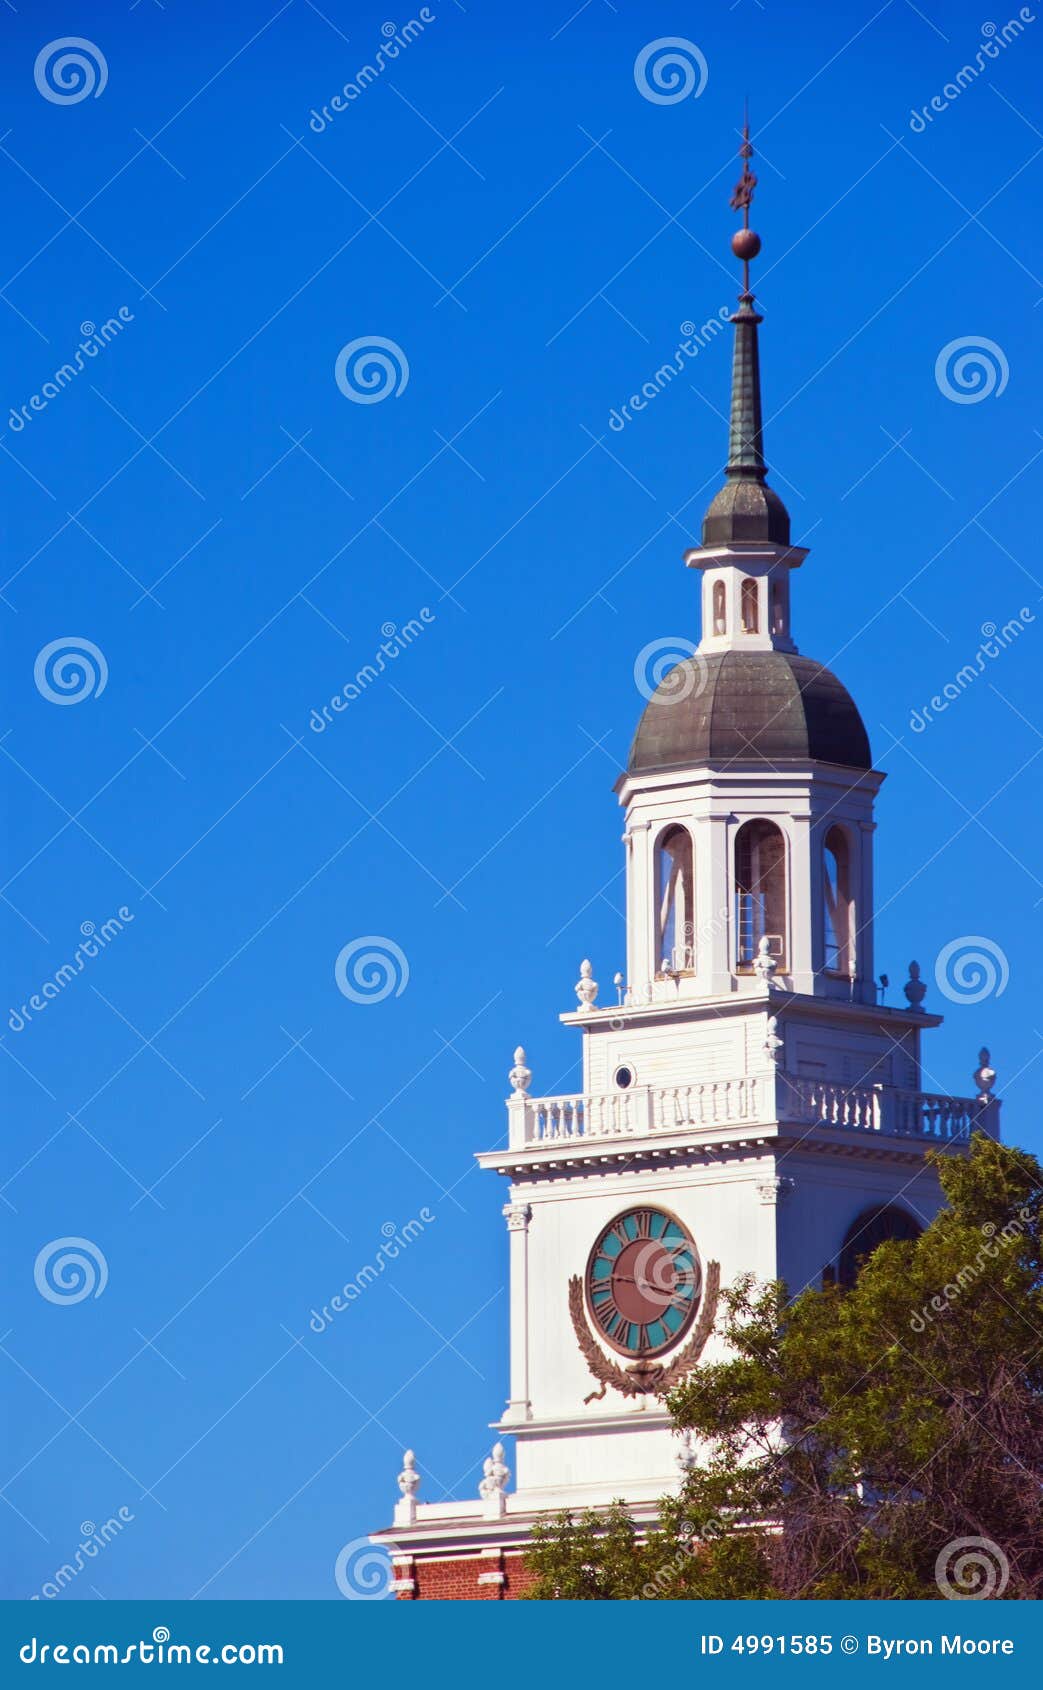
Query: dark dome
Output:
[[628, 650, 871, 775], [702, 477, 790, 547]]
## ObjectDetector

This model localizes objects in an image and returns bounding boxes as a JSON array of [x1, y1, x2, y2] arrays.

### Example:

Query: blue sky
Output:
[[2, 0, 1041, 1601]]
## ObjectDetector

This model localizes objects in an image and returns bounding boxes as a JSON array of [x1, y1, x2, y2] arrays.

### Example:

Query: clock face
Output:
[[585, 1208, 701, 1358]]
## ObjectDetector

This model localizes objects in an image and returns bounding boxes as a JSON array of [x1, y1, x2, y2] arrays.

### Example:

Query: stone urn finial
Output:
[[904, 961, 926, 1009], [974, 1046, 996, 1099], [764, 1014, 784, 1064], [575, 958, 598, 1013], [753, 935, 777, 986], [397, 1449, 420, 1498], [508, 1046, 532, 1097], [478, 1441, 511, 1499]]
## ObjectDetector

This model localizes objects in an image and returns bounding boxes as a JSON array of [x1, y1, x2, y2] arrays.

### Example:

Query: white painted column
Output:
[[788, 813, 814, 993], [857, 818, 876, 1002], [626, 818, 653, 998], [705, 809, 734, 994], [755, 1172, 793, 1282], [501, 1201, 532, 1424], [622, 823, 637, 993]]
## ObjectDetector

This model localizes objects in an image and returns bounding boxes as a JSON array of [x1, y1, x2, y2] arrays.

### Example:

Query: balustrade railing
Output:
[[781, 1076, 881, 1131], [508, 1072, 993, 1149]]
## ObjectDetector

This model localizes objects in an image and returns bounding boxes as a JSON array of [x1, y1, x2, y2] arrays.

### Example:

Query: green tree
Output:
[[524, 1135, 1043, 1599]]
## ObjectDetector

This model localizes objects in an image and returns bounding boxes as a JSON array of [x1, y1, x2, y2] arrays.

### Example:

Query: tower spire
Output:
[[701, 115, 790, 547]]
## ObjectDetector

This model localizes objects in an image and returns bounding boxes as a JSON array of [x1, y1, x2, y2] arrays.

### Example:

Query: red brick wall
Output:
[[395, 1550, 537, 1601]]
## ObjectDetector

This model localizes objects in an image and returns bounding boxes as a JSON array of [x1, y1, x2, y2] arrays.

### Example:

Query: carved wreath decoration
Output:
[[568, 1259, 721, 1403]]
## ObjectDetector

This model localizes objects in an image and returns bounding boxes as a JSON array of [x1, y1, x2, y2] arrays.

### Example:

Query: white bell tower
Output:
[[372, 131, 1001, 1594]]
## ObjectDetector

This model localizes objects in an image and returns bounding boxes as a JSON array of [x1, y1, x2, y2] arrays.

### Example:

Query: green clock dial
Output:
[[584, 1208, 701, 1358]]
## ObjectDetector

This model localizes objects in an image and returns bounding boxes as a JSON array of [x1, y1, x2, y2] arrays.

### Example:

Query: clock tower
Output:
[[370, 130, 1001, 1601]]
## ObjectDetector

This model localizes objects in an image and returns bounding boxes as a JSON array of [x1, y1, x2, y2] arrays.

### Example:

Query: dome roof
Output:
[[701, 476, 790, 547], [627, 650, 871, 775]]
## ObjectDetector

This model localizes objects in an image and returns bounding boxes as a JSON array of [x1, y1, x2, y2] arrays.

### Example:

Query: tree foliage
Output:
[[524, 1135, 1043, 1599]]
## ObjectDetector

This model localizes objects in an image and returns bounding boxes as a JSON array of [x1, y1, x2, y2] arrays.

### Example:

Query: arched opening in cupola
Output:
[[712, 579, 727, 636], [771, 579, 786, 635], [734, 819, 787, 972], [823, 825, 855, 976], [656, 825, 695, 973], [740, 577, 759, 633]]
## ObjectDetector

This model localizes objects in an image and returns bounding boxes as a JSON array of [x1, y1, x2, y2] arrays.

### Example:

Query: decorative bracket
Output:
[[756, 1175, 794, 1206], [568, 1261, 720, 1402]]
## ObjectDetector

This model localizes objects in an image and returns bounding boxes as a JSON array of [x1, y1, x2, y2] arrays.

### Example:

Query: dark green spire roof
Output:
[[701, 125, 790, 548]]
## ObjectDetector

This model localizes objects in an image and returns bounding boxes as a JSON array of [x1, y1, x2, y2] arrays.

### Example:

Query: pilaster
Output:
[[501, 1202, 532, 1423]]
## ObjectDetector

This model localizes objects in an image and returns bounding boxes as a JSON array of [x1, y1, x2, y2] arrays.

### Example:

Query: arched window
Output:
[[771, 580, 785, 635], [740, 577, 759, 633], [823, 826, 855, 975], [734, 820, 787, 971], [656, 826, 695, 972], [712, 580, 727, 636], [836, 1205, 921, 1289]]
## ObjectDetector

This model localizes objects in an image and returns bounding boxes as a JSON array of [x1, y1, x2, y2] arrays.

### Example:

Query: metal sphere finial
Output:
[[729, 112, 760, 294]]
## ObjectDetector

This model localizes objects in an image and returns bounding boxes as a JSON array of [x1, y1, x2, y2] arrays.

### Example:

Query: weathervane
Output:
[[729, 107, 761, 299]]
